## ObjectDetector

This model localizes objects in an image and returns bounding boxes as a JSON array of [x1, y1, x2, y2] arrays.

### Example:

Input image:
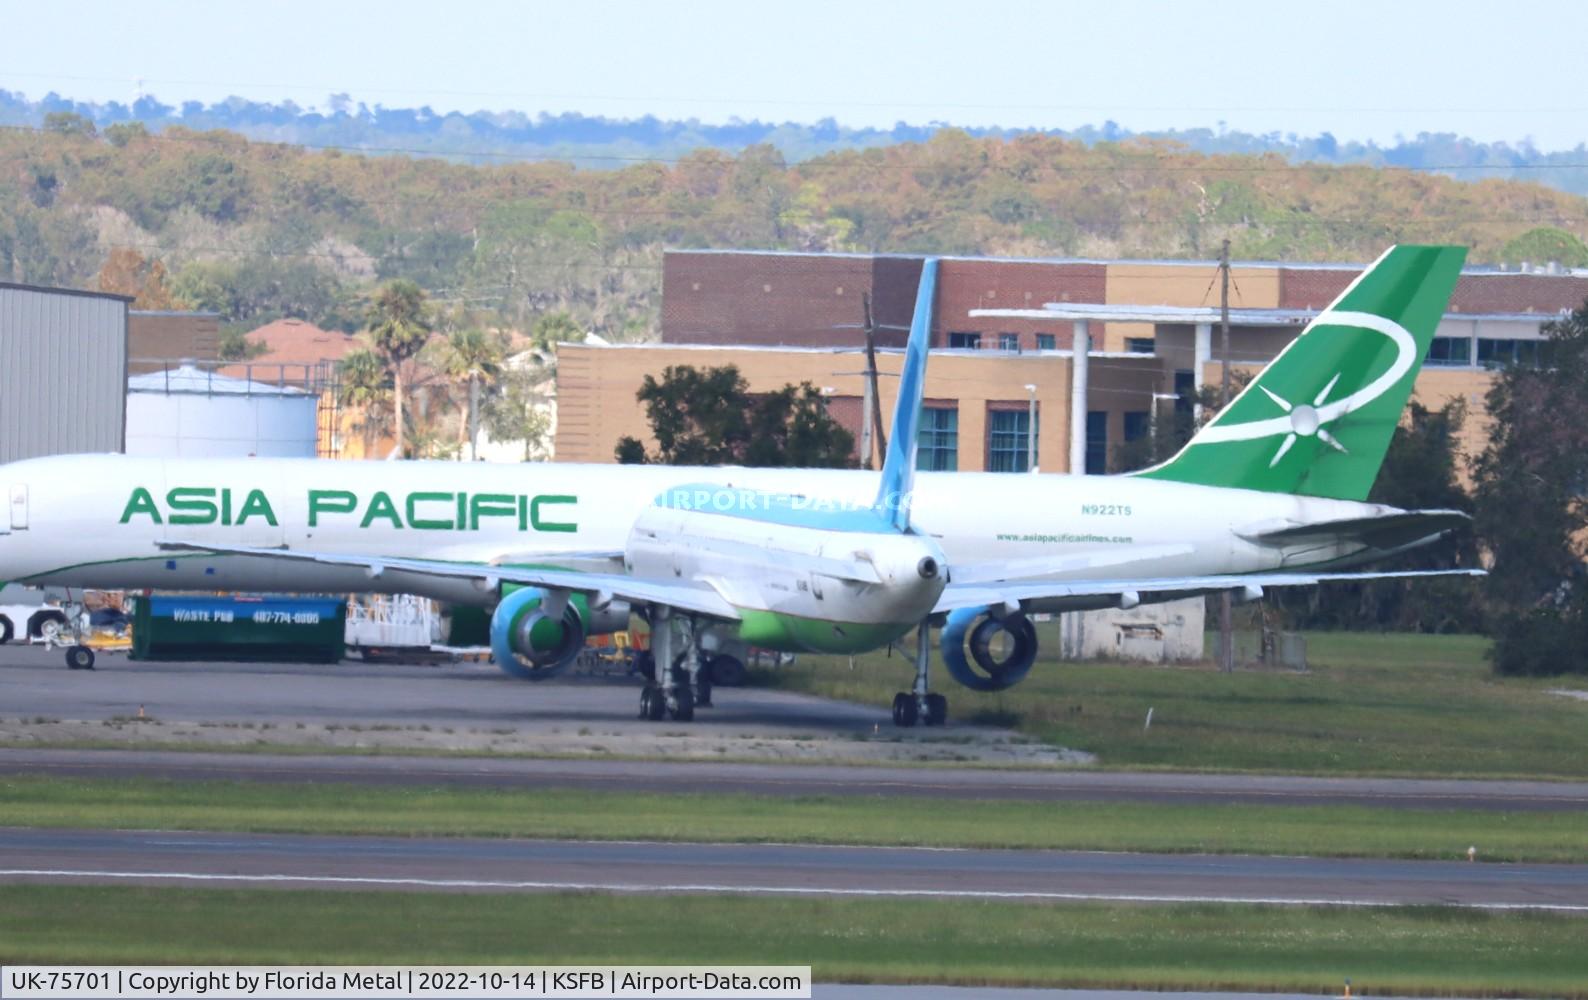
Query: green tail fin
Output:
[[1134, 244, 1467, 501]]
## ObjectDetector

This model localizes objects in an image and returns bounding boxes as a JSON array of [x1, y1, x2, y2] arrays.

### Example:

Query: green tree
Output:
[[1500, 227, 1588, 269], [441, 327, 508, 459], [218, 325, 268, 362], [41, 112, 95, 138], [363, 280, 433, 458], [615, 364, 854, 468], [530, 312, 585, 352], [1472, 300, 1588, 674], [337, 348, 393, 456], [482, 362, 554, 462]]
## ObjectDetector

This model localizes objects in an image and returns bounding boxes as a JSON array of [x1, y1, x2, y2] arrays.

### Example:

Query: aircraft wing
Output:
[[946, 544, 1195, 586], [934, 567, 1485, 615], [158, 543, 742, 621]]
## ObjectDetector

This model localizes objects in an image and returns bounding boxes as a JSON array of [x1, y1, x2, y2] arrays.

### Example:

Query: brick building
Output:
[[126, 310, 221, 374], [554, 250, 1588, 475]]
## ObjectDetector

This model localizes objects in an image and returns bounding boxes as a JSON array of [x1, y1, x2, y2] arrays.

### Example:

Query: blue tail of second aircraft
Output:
[[872, 257, 938, 532]]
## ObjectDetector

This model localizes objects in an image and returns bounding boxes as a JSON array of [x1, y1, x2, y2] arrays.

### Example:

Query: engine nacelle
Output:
[[489, 587, 629, 681], [939, 607, 1039, 692]]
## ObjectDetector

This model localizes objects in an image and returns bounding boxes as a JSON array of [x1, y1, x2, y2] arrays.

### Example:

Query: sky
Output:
[[2, 0, 1586, 149]]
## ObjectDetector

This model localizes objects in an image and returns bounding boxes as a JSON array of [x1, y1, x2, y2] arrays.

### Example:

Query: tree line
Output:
[[6, 115, 1588, 354], [8, 88, 1588, 196]]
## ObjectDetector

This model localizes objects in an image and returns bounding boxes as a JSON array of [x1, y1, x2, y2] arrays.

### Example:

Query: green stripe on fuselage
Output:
[[735, 609, 913, 655]]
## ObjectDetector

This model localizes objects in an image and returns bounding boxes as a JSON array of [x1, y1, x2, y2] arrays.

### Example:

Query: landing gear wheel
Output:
[[38, 615, 65, 643], [923, 693, 948, 727], [65, 646, 96, 671], [891, 692, 919, 727], [633, 651, 656, 682], [0, 618, 11, 644], [707, 654, 748, 687], [694, 678, 713, 708], [639, 684, 667, 721], [669, 685, 695, 722]]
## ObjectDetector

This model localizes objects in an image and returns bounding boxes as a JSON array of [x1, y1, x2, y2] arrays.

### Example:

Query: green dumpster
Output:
[[131, 594, 347, 663]]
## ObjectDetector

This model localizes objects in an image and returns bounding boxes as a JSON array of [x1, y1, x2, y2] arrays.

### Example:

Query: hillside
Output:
[[3, 117, 1587, 343], [6, 90, 1588, 197]]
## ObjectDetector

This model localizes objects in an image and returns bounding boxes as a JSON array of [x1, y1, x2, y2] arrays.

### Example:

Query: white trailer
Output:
[[0, 584, 70, 645]]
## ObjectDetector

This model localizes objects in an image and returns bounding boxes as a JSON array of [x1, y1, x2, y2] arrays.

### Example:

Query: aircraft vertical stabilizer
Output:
[[874, 257, 938, 531], [1134, 244, 1467, 501]]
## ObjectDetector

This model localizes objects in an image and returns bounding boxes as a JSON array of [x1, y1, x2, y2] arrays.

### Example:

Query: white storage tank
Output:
[[126, 362, 318, 458]]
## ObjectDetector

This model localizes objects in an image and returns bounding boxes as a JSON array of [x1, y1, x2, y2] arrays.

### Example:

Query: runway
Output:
[[3, 827, 1586, 910], [4, 746, 1588, 810]]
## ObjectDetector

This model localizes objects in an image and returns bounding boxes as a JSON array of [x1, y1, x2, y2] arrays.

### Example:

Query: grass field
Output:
[[2, 885, 1584, 996], [768, 629, 1588, 778], [5, 774, 1586, 862]]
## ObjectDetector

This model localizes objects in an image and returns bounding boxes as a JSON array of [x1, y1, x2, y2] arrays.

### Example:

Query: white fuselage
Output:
[[0, 455, 1394, 612]]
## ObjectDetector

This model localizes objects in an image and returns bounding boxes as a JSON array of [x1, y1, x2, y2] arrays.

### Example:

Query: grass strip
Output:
[[772, 631, 1588, 778], [4, 775, 1586, 863], [2, 885, 1585, 996]]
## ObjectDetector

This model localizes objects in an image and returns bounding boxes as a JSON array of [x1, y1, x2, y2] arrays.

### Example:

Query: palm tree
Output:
[[442, 328, 507, 460], [337, 348, 392, 457], [364, 280, 433, 458]]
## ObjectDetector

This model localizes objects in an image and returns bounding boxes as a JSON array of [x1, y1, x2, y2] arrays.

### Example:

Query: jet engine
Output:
[[939, 606, 1039, 691], [489, 586, 629, 681]]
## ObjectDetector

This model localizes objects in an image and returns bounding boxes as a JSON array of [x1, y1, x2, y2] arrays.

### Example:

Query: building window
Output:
[[987, 408, 1038, 473], [1173, 370, 1195, 415], [1036, 333, 1056, 352], [1477, 338, 1541, 368], [916, 407, 958, 471], [998, 332, 1020, 352], [948, 332, 982, 350], [1426, 336, 1472, 367], [1085, 411, 1108, 475], [1125, 337, 1156, 355], [1123, 410, 1150, 443]]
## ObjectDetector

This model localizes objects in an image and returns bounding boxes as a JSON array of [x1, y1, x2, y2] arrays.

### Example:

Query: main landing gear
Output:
[[892, 619, 947, 727], [638, 608, 712, 723]]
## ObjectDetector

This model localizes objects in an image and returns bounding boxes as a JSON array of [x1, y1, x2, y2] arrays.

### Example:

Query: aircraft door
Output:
[[5, 483, 26, 531]]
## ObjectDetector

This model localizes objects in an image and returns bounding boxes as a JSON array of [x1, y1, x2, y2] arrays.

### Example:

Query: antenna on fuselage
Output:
[[872, 257, 937, 533]]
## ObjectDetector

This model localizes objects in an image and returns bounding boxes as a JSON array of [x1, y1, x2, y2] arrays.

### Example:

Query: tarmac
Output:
[[0, 645, 1076, 765], [3, 827, 1586, 910]]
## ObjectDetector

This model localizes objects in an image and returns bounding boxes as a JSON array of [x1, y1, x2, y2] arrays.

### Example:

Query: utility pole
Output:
[[861, 292, 887, 469], [1217, 239, 1235, 673], [1219, 239, 1232, 406]]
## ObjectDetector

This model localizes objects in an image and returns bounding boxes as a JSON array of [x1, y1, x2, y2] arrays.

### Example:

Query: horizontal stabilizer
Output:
[[1238, 509, 1470, 550]]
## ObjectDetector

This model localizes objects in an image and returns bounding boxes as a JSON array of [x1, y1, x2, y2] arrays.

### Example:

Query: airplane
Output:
[[0, 245, 1481, 726]]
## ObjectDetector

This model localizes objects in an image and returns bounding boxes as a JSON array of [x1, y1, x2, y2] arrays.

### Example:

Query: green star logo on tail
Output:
[[1136, 246, 1467, 501]]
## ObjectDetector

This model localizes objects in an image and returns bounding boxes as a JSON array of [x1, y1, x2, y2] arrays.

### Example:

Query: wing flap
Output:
[[158, 542, 742, 621], [949, 543, 1195, 586]]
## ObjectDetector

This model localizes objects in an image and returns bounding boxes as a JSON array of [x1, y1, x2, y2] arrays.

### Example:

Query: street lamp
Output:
[[1024, 384, 1038, 473]]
